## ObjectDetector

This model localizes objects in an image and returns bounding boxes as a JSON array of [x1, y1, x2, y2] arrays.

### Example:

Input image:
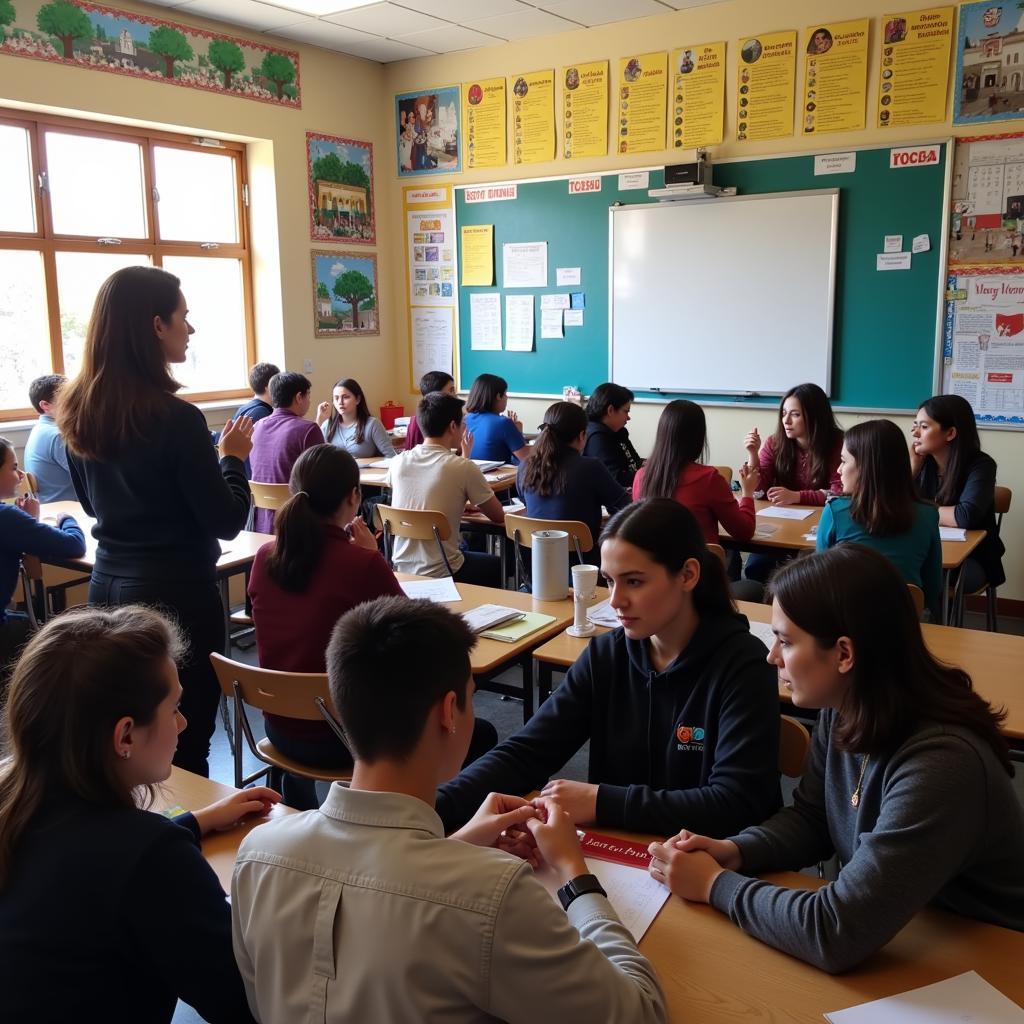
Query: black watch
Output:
[[557, 873, 607, 911]]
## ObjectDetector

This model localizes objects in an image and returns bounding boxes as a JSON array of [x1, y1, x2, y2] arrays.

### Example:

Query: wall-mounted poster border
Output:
[[396, 86, 461, 176], [311, 249, 379, 338], [307, 132, 375, 244], [0, 0, 301, 107], [955, 1, 1024, 126]]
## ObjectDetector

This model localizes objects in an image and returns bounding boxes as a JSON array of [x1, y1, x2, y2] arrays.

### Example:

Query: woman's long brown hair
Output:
[[771, 383, 843, 491]]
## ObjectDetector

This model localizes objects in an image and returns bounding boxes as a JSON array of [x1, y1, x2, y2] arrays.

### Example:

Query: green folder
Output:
[[479, 611, 557, 643]]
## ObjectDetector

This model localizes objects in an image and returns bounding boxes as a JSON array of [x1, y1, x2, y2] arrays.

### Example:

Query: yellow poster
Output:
[[670, 42, 726, 150], [737, 30, 797, 142], [877, 7, 954, 128], [462, 78, 506, 169], [617, 52, 668, 155], [562, 60, 608, 159], [460, 224, 494, 286], [510, 69, 555, 165], [802, 19, 869, 135]]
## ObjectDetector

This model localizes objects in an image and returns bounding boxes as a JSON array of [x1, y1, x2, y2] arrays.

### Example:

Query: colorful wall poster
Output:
[[407, 204, 455, 307], [0, 0, 300, 106], [562, 60, 608, 159], [462, 77, 506, 169], [617, 51, 668, 154], [943, 272, 1024, 424], [876, 7, 954, 129], [311, 251, 379, 338], [736, 30, 797, 141], [802, 19, 869, 135], [955, 1, 1024, 125], [670, 42, 726, 150], [306, 133, 374, 244], [396, 86, 461, 176], [510, 69, 555, 165]]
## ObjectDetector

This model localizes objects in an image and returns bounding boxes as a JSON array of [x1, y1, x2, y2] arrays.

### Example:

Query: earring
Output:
[[120, 750, 130, 760], [449, 726, 456, 735]]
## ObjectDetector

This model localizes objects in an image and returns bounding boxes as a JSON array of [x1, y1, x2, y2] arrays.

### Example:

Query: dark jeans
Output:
[[90, 572, 225, 777], [453, 551, 501, 588], [265, 715, 499, 810], [744, 550, 793, 585]]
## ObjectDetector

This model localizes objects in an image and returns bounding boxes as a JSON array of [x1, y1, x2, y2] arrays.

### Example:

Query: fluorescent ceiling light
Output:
[[266, 0, 378, 16]]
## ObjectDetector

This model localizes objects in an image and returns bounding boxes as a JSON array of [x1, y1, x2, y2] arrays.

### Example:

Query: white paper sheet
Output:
[[541, 309, 564, 339], [939, 526, 968, 541], [587, 598, 620, 628], [824, 971, 1024, 1024], [400, 578, 462, 603], [505, 294, 535, 350], [410, 306, 454, 385], [877, 252, 912, 271], [502, 241, 548, 288], [884, 234, 904, 252], [756, 506, 815, 520], [556, 266, 581, 286], [368, 458, 396, 469], [912, 233, 931, 253], [747, 620, 776, 649], [540, 293, 571, 310], [564, 309, 584, 326], [470, 292, 502, 351]]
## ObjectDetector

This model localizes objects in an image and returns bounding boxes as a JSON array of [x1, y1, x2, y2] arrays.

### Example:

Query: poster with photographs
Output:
[[311, 250, 379, 338], [670, 42, 725, 150], [801, 19, 869, 135], [306, 133, 374, 244], [736, 30, 796, 141], [955, 1, 1024, 125], [876, 7, 953, 128], [396, 86, 461, 176], [407, 207, 455, 307]]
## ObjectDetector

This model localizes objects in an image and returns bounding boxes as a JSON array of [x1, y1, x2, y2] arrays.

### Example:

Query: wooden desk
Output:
[[533, 601, 1024, 743], [356, 457, 518, 494], [162, 768, 1024, 1022]]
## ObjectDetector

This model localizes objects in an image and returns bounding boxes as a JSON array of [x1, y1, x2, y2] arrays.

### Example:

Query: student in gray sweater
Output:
[[647, 544, 1024, 973]]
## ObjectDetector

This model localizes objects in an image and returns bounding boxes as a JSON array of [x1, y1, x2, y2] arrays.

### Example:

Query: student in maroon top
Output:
[[249, 445, 496, 808], [403, 369, 455, 449]]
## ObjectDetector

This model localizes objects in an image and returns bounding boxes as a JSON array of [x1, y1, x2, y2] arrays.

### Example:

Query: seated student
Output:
[[228, 362, 280, 478], [316, 377, 396, 458], [818, 419, 941, 619], [436, 498, 781, 837], [404, 369, 455, 449], [517, 401, 629, 566], [232, 597, 667, 1023], [0, 436, 85, 677], [649, 545, 1024, 973], [0, 605, 278, 1023], [249, 371, 321, 534], [23, 374, 76, 502], [584, 382, 645, 487], [248, 444, 496, 809], [742, 382, 844, 583], [464, 372, 530, 464], [911, 394, 1005, 593], [385, 392, 505, 586]]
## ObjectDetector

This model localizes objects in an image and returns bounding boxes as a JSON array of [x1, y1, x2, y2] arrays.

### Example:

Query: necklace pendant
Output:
[[851, 793, 860, 808]]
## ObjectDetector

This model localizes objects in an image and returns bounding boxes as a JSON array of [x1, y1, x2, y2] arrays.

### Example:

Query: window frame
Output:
[[0, 108, 256, 421]]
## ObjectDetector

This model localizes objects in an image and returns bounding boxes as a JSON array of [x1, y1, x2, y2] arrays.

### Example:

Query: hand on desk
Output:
[[539, 779, 597, 825], [648, 830, 740, 903], [767, 486, 800, 506], [450, 792, 541, 867], [191, 786, 281, 836]]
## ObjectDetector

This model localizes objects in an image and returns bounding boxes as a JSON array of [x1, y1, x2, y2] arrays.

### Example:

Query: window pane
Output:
[[154, 147, 238, 243], [55, 253, 152, 378], [0, 251, 52, 410], [45, 132, 147, 238], [163, 256, 247, 393], [0, 126, 36, 233]]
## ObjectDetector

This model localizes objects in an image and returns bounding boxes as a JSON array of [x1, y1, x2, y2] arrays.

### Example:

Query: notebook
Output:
[[479, 611, 556, 642], [461, 604, 527, 633]]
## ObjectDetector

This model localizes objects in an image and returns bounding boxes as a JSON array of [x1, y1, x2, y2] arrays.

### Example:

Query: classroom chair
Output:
[[249, 480, 291, 512], [375, 504, 455, 576], [210, 652, 353, 790], [906, 583, 925, 620], [504, 514, 593, 591], [970, 485, 1011, 632], [707, 543, 729, 569], [778, 715, 811, 778], [714, 466, 734, 485]]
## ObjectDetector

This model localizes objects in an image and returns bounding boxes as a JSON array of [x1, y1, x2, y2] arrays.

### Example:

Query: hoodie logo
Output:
[[676, 724, 705, 752]]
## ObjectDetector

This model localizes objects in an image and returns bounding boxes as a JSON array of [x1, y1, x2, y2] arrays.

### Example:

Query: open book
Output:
[[461, 604, 526, 633]]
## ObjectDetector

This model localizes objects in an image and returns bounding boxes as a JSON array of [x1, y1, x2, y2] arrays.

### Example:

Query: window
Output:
[[0, 110, 255, 419]]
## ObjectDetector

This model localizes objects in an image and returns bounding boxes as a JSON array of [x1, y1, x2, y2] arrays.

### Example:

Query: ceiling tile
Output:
[[139, 0, 192, 7], [533, 0, 668, 27], [393, 23, 502, 51], [177, 0, 302, 30], [392, 0, 528, 20], [263, 0, 374, 16], [464, 7, 580, 40], [341, 35, 437, 60], [657, 0, 728, 8], [324, 2, 447, 35], [268, 18, 385, 51]]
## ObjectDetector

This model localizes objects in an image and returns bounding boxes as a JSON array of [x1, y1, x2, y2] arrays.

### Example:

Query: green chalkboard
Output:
[[455, 142, 949, 410]]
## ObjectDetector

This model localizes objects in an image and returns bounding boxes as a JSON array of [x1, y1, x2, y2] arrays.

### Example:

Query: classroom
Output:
[[2, 0, 1024, 1021]]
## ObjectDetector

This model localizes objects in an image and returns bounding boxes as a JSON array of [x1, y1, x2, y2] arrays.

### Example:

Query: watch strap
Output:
[[557, 872, 607, 911]]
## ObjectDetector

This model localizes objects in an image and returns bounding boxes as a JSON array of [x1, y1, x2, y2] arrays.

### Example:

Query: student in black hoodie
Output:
[[436, 498, 781, 837], [583, 382, 645, 487]]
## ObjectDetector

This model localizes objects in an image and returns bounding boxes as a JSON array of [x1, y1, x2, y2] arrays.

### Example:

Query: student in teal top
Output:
[[817, 419, 942, 619]]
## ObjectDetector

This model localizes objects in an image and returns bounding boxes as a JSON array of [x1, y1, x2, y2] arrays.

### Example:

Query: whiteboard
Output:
[[609, 189, 839, 396]]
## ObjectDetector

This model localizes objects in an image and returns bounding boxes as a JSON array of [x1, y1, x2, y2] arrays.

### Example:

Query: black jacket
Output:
[[437, 612, 782, 837], [583, 420, 644, 488]]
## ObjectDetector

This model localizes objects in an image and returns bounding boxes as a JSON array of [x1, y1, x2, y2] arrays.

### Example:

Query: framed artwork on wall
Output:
[[395, 86, 461, 176], [311, 250, 379, 337], [307, 132, 375, 244]]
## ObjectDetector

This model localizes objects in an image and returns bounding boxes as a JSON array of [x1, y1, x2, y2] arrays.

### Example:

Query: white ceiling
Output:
[[141, 0, 726, 63]]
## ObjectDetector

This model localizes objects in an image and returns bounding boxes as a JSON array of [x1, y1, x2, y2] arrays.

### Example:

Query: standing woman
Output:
[[316, 377, 396, 459], [583, 382, 645, 487], [58, 265, 253, 776], [648, 545, 1024, 972], [911, 394, 1005, 594], [464, 373, 530, 464]]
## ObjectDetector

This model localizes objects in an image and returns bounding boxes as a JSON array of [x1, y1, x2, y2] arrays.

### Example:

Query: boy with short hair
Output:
[[232, 597, 666, 1024], [24, 375, 76, 502], [404, 369, 456, 449], [230, 363, 280, 478]]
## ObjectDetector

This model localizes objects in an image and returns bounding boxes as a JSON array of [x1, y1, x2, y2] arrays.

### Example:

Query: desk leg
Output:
[[537, 661, 556, 706], [520, 654, 534, 723], [217, 574, 237, 756]]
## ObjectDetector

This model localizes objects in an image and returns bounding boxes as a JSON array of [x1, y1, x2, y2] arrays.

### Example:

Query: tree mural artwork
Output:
[[1, 0, 18, 37], [149, 25, 193, 78], [36, 0, 91, 58], [208, 38, 244, 88], [332, 270, 373, 330], [258, 51, 296, 99]]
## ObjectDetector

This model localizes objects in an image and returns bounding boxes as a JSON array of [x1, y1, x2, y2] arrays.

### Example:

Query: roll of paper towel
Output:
[[532, 530, 569, 601]]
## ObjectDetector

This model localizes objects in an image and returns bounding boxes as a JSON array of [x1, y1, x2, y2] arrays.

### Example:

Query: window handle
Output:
[[97, 237, 123, 246], [37, 171, 48, 193], [200, 242, 220, 250]]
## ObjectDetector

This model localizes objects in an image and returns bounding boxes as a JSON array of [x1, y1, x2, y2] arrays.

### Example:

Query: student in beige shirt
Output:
[[384, 391, 505, 585]]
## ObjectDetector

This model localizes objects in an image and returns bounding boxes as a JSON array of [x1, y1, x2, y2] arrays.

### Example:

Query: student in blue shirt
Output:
[[228, 362, 279, 478], [817, 419, 942, 619], [464, 373, 530, 465], [23, 375, 76, 502]]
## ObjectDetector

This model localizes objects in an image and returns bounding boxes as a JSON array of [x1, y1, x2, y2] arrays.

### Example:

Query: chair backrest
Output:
[[503, 513, 593, 552], [994, 485, 1012, 523], [210, 652, 334, 722], [779, 715, 811, 778], [18, 472, 39, 497], [374, 504, 454, 575], [714, 465, 734, 485], [706, 543, 728, 569], [249, 481, 291, 511], [905, 583, 925, 619]]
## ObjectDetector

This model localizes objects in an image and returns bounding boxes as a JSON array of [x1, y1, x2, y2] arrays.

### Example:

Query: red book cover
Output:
[[578, 830, 651, 868]]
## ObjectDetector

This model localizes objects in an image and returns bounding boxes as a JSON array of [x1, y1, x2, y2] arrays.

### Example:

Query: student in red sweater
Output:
[[634, 400, 762, 601], [249, 444, 496, 808]]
